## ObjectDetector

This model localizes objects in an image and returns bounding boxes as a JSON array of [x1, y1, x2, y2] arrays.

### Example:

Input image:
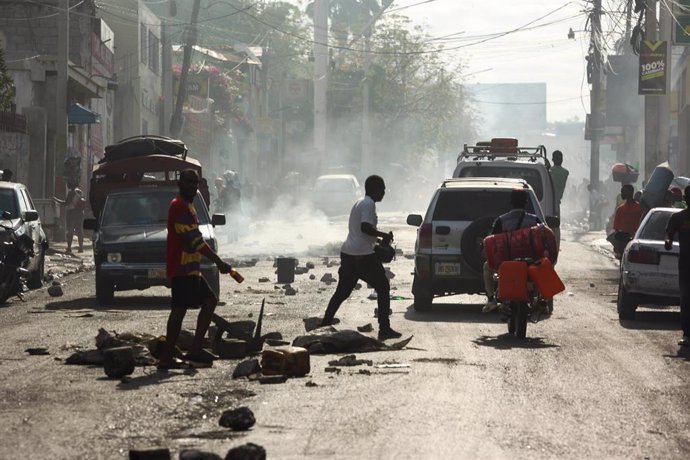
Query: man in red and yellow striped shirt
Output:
[[158, 169, 232, 371]]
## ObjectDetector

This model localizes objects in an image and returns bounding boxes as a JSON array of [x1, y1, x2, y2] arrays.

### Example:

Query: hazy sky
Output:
[[390, 0, 596, 122]]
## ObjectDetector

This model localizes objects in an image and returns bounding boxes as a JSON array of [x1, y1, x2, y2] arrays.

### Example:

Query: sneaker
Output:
[[679, 335, 690, 347], [378, 328, 403, 340], [482, 300, 498, 313]]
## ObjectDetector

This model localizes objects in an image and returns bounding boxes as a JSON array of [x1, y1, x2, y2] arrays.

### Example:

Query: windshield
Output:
[[638, 210, 674, 240], [457, 166, 544, 200], [315, 178, 356, 193], [0, 189, 18, 219], [432, 189, 536, 221], [101, 190, 209, 227]]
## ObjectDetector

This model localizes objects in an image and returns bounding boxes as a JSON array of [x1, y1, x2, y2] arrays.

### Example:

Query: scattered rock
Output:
[[358, 369, 372, 375], [306, 262, 315, 269], [224, 321, 256, 341], [385, 268, 395, 279], [357, 323, 373, 333], [309, 274, 316, 280], [259, 374, 288, 384], [324, 367, 341, 374], [103, 346, 135, 378], [294, 267, 309, 275], [51, 280, 61, 286], [320, 273, 336, 283], [354, 283, 362, 290], [274, 286, 280, 290], [284, 286, 297, 296], [261, 332, 283, 341], [306, 381, 318, 387], [224, 443, 266, 460], [368, 292, 378, 300], [47, 285, 63, 297], [213, 339, 248, 360], [590, 283, 595, 288], [25, 347, 50, 356], [232, 358, 261, 379], [65, 349, 104, 365], [293, 329, 413, 354], [218, 407, 256, 431], [128, 448, 171, 460], [258, 277, 270, 283], [404, 254, 415, 259], [328, 354, 373, 367], [179, 449, 221, 460], [395, 248, 404, 256], [303, 316, 339, 332]]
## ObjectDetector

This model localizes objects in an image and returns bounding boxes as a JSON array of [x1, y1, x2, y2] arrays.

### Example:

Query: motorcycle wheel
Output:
[[515, 301, 528, 338], [0, 269, 19, 304]]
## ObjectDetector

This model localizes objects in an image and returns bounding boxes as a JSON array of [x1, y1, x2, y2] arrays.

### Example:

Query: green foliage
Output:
[[0, 46, 15, 111]]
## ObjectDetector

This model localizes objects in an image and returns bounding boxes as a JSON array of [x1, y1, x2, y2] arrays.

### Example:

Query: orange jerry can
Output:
[[261, 346, 310, 377], [527, 257, 565, 299], [498, 261, 529, 301]]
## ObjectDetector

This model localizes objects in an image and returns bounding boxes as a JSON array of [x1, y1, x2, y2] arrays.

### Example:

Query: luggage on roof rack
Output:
[[101, 135, 187, 163], [458, 140, 548, 164]]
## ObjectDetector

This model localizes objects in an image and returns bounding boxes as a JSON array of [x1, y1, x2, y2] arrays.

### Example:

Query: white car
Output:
[[618, 207, 681, 320], [312, 174, 362, 216]]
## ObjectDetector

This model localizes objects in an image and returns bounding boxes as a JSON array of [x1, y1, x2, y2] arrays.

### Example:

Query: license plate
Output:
[[147, 269, 167, 280], [435, 263, 461, 276]]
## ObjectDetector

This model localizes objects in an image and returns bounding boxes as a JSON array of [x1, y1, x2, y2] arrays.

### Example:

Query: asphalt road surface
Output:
[[0, 214, 688, 459]]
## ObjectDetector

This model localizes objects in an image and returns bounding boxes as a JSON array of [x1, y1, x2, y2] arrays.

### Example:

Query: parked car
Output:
[[312, 174, 362, 215], [618, 207, 681, 320], [0, 181, 49, 289], [407, 177, 557, 311], [452, 139, 560, 242]]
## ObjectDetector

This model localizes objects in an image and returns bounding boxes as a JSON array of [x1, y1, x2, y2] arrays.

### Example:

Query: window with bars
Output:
[[140, 24, 147, 64], [148, 31, 160, 75]]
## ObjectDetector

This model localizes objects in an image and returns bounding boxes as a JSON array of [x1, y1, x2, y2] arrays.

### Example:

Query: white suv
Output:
[[406, 178, 554, 311], [452, 141, 560, 238]]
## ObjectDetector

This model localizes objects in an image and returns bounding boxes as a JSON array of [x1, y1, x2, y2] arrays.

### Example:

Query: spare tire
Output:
[[460, 215, 497, 275]]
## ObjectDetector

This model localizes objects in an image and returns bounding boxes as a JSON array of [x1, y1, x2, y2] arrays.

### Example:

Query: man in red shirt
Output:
[[611, 184, 643, 258], [158, 169, 232, 371]]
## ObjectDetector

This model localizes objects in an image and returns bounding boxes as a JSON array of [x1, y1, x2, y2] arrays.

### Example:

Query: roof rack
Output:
[[440, 177, 529, 188], [457, 143, 549, 167]]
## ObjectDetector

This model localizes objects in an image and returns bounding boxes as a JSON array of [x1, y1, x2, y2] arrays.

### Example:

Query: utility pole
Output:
[[589, 0, 604, 229], [658, 1, 671, 168], [169, 0, 201, 138], [53, 0, 69, 199], [644, 0, 659, 177], [313, 0, 328, 167]]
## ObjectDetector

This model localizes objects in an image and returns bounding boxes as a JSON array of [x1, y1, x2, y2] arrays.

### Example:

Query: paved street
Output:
[[0, 216, 688, 459]]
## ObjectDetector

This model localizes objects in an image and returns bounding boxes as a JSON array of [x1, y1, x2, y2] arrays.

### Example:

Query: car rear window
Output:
[[638, 211, 673, 240], [432, 189, 536, 221], [102, 190, 209, 227], [457, 166, 544, 200]]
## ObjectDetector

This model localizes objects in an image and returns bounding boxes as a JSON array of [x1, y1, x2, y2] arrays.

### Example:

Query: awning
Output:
[[68, 103, 100, 124]]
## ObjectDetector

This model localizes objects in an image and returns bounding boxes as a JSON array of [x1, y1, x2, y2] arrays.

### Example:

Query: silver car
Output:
[[618, 207, 681, 320]]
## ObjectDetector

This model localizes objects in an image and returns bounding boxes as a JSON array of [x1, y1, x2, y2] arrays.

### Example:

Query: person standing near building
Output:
[[550, 150, 569, 212], [665, 185, 690, 347], [157, 169, 233, 370], [320, 175, 402, 340], [53, 184, 86, 254]]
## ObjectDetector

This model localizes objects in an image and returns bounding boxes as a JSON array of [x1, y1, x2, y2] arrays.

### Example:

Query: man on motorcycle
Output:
[[482, 188, 541, 313]]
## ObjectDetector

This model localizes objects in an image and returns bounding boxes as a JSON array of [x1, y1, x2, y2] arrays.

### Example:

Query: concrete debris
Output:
[[222, 320, 257, 341], [128, 447, 171, 460], [306, 262, 315, 269], [589, 283, 595, 287], [324, 367, 341, 374], [25, 347, 50, 355], [259, 374, 288, 384], [303, 316, 339, 332], [404, 254, 415, 260], [258, 277, 270, 283], [232, 358, 261, 379], [358, 369, 372, 375], [47, 285, 63, 297], [213, 339, 247, 360], [309, 274, 316, 280], [179, 449, 222, 460], [385, 268, 395, 279], [103, 346, 135, 378], [284, 286, 297, 296], [218, 406, 256, 431], [261, 346, 310, 377], [328, 355, 373, 367], [294, 267, 309, 275], [293, 330, 413, 355], [357, 323, 373, 333], [224, 443, 266, 460], [306, 381, 318, 387], [274, 286, 280, 290], [261, 332, 283, 341], [320, 273, 336, 283]]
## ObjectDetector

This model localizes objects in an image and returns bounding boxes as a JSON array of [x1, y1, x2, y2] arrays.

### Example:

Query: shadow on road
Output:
[[619, 310, 681, 331], [45, 296, 171, 311], [472, 334, 560, 350], [403, 303, 506, 324], [115, 368, 198, 390], [664, 346, 690, 362]]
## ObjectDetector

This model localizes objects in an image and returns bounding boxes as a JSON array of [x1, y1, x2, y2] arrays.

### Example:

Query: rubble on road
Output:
[[232, 358, 261, 379], [357, 323, 373, 333], [25, 347, 50, 355], [47, 282, 63, 297], [258, 277, 270, 283], [103, 346, 135, 378], [225, 443, 266, 460], [284, 286, 297, 296], [328, 354, 373, 367], [179, 449, 222, 460], [303, 316, 340, 332], [292, 329, 412, 354], [306, 261, 315, 269], [259, 374, 288, 384], [219, 407, 256, 431], [320, 273, 336, 283], [261, 345, 310, 377]]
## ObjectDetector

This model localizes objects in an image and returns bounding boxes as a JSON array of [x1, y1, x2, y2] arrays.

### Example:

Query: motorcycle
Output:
[[494, 258, 553, 338], [0, 212, 35, 304]]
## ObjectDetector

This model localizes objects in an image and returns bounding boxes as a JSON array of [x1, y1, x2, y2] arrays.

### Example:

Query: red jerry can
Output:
[[484, 232, 509, 271], [490, 137, 519, 154], [527, 257, 565, 299], [498, 261, 529, 301]]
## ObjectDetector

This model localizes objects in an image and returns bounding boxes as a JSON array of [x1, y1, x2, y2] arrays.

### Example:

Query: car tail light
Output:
[[628, 248, 659, 265], [419, 223, 432, 249]]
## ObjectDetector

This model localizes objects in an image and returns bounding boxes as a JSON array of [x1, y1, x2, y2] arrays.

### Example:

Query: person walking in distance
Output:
[[320, 175, 402, 340], [664, 185, 690, 347], [53, 184, 86, 254], [549, 150, 569, 211], [157, 169, 233, 370]]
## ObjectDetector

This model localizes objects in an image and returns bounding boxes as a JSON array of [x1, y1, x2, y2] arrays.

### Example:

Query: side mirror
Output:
[[545, 216, 560, 228], [83, 218, 97, 230], [211, 213, 226, 226], [407, 214, 423, 226], [23, 210, 39, 222]]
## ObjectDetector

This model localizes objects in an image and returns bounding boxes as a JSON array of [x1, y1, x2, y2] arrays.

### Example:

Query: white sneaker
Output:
[[482, 300, 498, 313]]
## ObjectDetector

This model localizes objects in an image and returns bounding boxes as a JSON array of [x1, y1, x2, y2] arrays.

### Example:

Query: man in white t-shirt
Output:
[[320, 175, 402, 340]]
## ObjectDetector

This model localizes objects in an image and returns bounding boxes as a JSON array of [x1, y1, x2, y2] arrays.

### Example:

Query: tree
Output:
[[0, 45, 15, 111]]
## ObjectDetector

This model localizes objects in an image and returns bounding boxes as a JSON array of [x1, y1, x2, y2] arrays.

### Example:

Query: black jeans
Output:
[[679, 263, 690, 336], [323, 253, 391, 329]]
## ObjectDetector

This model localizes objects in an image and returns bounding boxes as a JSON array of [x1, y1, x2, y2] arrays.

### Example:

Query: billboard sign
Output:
[[638, 40, 667, 95]]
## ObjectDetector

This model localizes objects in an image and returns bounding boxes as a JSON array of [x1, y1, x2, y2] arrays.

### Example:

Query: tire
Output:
[[0, 269, 19, 304], [412, 275, 433, 312], [96, 272, 114, 305], [617, 280, 636, 320], [515, 301, 528, 338], [460, 215, 497, 275], [27, 250, 45, 290]]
